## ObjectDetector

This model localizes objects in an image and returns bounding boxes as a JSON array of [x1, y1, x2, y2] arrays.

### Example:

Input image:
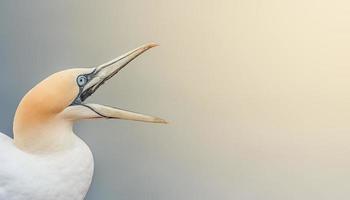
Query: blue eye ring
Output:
[[77, 75, 88, 87]]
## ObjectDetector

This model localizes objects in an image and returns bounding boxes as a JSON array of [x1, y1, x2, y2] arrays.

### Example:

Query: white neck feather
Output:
[[14, 118, 77, 154]]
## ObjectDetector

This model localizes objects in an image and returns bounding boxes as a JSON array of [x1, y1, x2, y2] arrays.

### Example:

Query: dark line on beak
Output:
[[80, 104, 114, 119]]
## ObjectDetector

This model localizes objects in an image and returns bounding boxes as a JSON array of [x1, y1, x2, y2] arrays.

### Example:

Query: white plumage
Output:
[[0, 133, 94, 200]]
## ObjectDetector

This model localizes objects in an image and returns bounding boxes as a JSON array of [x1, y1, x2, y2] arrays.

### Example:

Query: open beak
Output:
[[67, 43, 167, 124]]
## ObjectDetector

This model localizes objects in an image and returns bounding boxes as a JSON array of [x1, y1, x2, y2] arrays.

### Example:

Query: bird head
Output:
[[13, 43, 166, 152]]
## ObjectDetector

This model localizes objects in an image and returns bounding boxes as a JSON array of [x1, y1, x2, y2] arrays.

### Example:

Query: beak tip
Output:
[[155, 117, 168, 124], [147, 42, 159, 48]]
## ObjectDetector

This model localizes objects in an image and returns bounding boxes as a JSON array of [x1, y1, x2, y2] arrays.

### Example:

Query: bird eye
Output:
[[77, 75, 87, 86]]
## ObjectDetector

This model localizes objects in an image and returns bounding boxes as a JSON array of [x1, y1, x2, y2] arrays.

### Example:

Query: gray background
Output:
[[1, 0, 350, 199]]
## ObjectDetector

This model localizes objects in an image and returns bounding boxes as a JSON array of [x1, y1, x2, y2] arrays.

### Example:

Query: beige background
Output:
[[1, 0, 350, 199]]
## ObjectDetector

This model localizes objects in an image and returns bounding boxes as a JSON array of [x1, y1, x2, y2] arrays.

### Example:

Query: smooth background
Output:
[[1, 0, 350, 199]]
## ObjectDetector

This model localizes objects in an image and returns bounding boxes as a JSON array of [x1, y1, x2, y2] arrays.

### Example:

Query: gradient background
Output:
[[1, 0, 350, 199]]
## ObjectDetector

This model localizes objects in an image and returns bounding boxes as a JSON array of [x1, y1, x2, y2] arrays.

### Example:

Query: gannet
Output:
[[0, 43, 166, 200]]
